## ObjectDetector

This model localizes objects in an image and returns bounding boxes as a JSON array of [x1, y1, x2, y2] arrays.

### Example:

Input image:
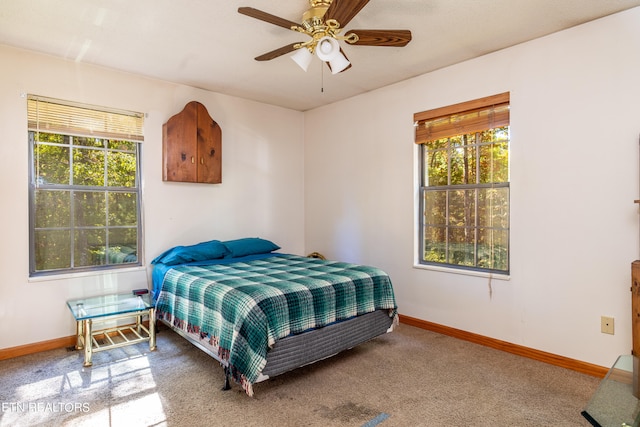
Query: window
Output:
[[28, 95, 144, 276], [415, 93, 510, 274]]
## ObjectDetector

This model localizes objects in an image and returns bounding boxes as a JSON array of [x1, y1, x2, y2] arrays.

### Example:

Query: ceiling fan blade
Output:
[[345, 29, 412, 47], [255, 43, 299, 61], [238, 7, 300, 30], [324, 0, 370, 28]]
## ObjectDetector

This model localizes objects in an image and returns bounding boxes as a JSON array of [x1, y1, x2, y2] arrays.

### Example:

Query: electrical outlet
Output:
[[601, 316, 615, 335]]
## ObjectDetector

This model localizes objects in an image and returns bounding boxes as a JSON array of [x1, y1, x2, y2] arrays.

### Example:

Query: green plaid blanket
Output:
[[155, 254, 397, 394]]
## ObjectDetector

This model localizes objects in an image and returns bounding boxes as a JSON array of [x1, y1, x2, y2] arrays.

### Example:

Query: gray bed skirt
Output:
[[159, 309, 395, 384], [262, 309, 394, 378]]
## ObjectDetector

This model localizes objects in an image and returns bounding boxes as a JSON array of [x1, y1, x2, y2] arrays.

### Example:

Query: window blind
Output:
[[414, 92, 509, 144], [27, 95, 144, 142]]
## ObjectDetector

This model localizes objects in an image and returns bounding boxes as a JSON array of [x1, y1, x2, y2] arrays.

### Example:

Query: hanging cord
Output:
[[488, 273, 493, 299]]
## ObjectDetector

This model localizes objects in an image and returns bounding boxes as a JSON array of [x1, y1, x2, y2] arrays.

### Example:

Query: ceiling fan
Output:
[[238, 0, 412, 74]]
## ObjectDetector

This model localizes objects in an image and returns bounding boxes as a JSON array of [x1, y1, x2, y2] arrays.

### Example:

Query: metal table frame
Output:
[[67, 294, 156, 367]]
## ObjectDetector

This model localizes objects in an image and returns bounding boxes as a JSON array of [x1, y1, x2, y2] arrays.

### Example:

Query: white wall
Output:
[[0, 45, 305, 349], [304, 8, 640, 368], [3, 8, 639, 370]]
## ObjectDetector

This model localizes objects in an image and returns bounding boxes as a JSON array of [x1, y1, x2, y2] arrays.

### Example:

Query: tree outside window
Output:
[[415, 93, 510, 274], [28, 96, 143, 276]]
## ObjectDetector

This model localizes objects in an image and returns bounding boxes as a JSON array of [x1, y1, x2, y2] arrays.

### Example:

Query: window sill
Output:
[[28, 265, 147, 283], [412, 263, 510, 281]]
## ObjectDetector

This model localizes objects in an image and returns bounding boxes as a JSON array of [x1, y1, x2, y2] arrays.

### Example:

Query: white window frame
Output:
[[27, 95, 144, 277], [414, 93, 510, 276]]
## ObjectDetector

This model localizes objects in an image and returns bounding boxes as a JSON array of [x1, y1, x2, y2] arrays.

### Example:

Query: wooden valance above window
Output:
[[414, 92, 510, 144]]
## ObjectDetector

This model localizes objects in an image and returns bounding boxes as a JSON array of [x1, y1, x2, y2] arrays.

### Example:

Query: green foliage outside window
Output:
[[421, 127, 510, 273], [30, 131, 141, 274]]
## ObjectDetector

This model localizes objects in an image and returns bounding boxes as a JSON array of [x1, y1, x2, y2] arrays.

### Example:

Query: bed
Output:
[[151, 237, 397, 396]]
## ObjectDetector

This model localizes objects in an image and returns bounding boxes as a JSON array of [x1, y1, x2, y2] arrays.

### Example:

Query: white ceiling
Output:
[[1, 0, 639, 111]]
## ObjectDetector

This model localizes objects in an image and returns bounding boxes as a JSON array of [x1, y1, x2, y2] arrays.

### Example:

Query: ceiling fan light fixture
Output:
[[291, 47, 313, 71], [328, 51, 350, 74], [315, 36, 340, 61]]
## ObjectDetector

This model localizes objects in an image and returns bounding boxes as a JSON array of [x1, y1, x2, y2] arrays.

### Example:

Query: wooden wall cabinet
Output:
[[163, 101, 221, 183]]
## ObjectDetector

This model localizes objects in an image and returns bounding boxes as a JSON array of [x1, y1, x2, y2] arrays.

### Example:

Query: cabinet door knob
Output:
[[200, 157, 204, 164], [191, 156, 195, 164]]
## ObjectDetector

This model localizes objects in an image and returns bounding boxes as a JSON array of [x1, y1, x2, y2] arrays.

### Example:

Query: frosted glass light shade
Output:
[[328, 51, 350, 74], [315, 37, 339, 61], [291, 48, 313, 72]]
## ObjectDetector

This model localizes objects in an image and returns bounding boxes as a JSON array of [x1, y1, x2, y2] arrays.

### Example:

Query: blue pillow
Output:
[[222, 238, 280, 258], [151, 240, 229, 265]]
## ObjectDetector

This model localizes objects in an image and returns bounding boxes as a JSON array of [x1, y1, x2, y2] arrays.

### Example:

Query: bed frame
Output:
[[159, 308, 395, 390]]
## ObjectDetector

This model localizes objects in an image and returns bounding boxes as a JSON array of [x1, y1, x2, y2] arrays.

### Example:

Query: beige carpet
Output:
[[0, 323, 600, 426]]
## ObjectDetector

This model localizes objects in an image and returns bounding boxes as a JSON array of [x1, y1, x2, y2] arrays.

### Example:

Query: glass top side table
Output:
[[582, 355, 640, 427], [67, 293, 156, 367]]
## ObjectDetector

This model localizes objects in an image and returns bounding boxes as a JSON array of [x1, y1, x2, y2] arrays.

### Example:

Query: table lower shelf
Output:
[[75, 309, 156, 367]]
